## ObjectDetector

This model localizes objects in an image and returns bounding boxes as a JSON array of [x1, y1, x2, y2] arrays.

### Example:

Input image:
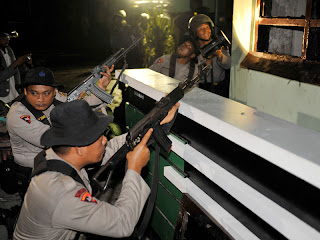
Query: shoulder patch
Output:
[[75, 188, 87, 198], [20, 115, 31, 124], [75, 188, 97, 203], [157, 58, 163, 63]]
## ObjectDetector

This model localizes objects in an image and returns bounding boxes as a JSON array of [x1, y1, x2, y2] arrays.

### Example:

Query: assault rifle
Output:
[[67, 35, 144, 103], [92, 64, 211, 194]]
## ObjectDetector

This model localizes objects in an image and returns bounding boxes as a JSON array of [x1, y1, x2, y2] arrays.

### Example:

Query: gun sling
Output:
[[169, 54, 195, 81], [132, 144, 160, 239], [32, 150, 86, 240]]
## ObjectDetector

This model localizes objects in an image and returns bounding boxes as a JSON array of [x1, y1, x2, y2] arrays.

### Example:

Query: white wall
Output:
[[230, 0, 320, 131]]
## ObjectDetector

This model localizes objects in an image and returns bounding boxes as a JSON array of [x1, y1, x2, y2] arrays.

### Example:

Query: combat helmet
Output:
[[188, 14, 214, 38]]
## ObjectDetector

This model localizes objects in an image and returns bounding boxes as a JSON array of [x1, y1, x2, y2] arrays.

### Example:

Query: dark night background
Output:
[[0, 0, 234, 92], [1, 0, 206, 67], [0, 0, 231, 68], [1, 0, 152, 67]]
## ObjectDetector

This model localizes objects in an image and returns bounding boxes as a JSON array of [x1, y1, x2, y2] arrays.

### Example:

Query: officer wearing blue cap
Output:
[[6, 66, 113, 196]]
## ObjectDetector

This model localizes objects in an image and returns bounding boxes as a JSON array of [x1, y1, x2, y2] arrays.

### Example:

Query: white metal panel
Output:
[[164, 166, 260, 240], [167, 135, 320, 240], [116, 68, 320, 190]]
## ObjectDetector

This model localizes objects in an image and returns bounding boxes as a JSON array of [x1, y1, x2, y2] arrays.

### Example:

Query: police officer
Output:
[[13, 99, 179, 239], [0, 32, 32, 104], [6, 66, 113, 196], [188, 14, 231, 96], [149, 34, 200, 81]]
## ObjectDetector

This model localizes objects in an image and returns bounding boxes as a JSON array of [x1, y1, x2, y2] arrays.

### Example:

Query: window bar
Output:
[[301, 0, 313, 59], [254, 0, 262, 51]]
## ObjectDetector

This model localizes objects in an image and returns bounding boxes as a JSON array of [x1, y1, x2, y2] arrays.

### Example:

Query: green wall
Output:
[[230, 0, 320, 131]]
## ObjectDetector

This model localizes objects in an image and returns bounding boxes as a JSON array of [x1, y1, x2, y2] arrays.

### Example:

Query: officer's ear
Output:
[[191, 53, 196, 59], [24, 88, 27, 95], [75, 146, 84, 156]]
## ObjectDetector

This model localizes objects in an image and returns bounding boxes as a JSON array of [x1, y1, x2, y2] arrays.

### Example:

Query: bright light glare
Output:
[[119, 10, 126, 17], [134, 1, 149, 4], [141, 13, 150, 19], [233, 4, 252, 52], [134, 0, 166, 3]]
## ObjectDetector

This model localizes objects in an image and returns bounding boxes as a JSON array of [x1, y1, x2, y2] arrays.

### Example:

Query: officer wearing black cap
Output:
[[149, 34, 200, 81], [13, 99, 178, 239], [188, 14, 231, 96], [0, 32, 32, 103], [6, 66, 113, 185]]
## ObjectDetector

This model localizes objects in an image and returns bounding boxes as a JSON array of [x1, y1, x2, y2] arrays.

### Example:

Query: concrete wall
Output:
[[230, 0, 320, 131]]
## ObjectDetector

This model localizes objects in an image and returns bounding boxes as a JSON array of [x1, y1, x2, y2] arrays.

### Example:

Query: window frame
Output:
[[254, 0, 320, 60], [240, 0, 320, 85]]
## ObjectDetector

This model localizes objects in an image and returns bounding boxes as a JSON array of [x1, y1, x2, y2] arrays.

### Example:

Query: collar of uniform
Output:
[[45, 148, 90, 186], [46, 148, 78, 171]]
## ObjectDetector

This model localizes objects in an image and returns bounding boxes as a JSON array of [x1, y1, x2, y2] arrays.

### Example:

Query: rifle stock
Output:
[[92, 64, 211, 195], [67, 35, 144, 103]]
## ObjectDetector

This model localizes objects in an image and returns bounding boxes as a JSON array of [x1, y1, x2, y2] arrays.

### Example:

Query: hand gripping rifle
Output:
[[92, 64, 211, 194], [67, 35, 144, 103]]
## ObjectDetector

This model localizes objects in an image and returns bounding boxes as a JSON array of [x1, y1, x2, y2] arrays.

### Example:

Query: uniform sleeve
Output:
[[101, 134, 127, 165], [84, 93, 104, 106], [6, 105, 50, 148], [217, 48, 231, 69], [149, 57, 164, 73], [52, 170, 150, 237], [54, 91, 67, 102]]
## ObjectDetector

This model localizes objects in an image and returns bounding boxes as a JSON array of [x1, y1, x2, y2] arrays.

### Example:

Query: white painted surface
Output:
[[164, 166, 260, 240], [167, 135, 320, 240], [116, 68, 320, 191]]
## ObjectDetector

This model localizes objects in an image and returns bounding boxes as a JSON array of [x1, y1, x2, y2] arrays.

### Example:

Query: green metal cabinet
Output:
[[125, 102, 184, 239]]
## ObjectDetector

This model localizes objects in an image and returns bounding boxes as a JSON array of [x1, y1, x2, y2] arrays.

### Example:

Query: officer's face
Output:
[[196, 23, 211, 41], [177, 40, 195, 59], [84, 135, 108, 164], [24, 85, 56, 111], [0, 36, 10, 49]]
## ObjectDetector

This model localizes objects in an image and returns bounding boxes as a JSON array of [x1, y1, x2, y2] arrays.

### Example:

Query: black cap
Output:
[[179, 33, 200, 57], [20, 67, 64, 89], [41, 100, 114, 147]]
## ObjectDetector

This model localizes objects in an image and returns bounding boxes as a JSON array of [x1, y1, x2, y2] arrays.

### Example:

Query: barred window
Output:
[[241, 0, 320, 85]]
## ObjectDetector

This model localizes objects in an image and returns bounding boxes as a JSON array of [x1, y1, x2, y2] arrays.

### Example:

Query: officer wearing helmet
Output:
[[188, 14, 231, 96]]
